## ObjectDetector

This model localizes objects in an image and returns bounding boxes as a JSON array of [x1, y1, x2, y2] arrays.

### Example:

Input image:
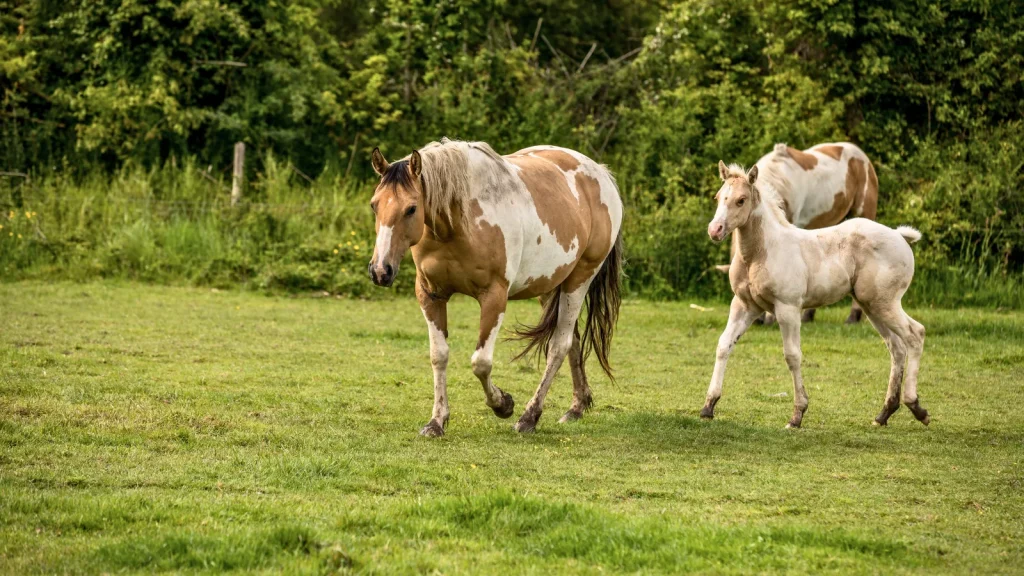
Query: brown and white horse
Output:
[[704, 162, 929, 428], [368, 139, 623, 436], [723, 142, 879, 324]]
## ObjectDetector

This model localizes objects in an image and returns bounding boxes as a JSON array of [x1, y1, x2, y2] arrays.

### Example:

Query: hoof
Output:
[[801, 309, 817, 323], [872, 420, 883, 427], [699, 406, 715, 420], [490, 391, 515, 419], [514, 409, 540, 433], [785, 421, 801, 429], [845, 309, 863, 324], [558, 410, 583, 424], [419, 420, 445, 438], [906, 401, 930, 425]]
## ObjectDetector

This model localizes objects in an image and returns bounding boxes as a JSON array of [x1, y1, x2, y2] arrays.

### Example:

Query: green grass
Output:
[[1, 282, 1022, 574]]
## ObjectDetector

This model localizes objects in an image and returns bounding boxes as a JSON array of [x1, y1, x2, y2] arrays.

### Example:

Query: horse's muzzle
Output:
[[708, 221, 727, 243], [368, 261, 396, 287]]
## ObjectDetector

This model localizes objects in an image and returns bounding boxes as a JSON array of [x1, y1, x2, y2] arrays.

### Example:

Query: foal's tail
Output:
[[896, 225, 922, 244], [512, 233, 623, 380]]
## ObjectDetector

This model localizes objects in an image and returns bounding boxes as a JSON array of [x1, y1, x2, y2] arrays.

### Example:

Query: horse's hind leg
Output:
[[472, 287, 515, 419], [559, 326, 592, 423], [868, 303, 929, 425], [864, 309, 906, 426], [845, 300, 864, 324], [515, 285, 587, 433]]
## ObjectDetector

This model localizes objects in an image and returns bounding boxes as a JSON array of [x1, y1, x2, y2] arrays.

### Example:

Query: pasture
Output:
[[1, 281, 1022, 574]]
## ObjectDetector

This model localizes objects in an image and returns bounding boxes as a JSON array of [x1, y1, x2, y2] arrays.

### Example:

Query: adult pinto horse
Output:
[[367, 139, 623, 436], [720, 143, 879, 324]]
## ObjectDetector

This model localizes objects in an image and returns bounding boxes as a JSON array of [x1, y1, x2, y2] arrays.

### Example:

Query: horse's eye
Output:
[[370, 202, 378, 214], [405, 205, 417, 217], [736, 199, 745, 207]]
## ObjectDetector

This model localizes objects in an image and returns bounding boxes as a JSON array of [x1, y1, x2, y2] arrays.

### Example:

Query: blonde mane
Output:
[[410, 138, 508, 230], [723, 163, 791, 227]]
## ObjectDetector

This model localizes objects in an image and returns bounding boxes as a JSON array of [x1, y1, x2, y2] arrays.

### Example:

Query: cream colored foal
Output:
[[702, 161, 930, 428]]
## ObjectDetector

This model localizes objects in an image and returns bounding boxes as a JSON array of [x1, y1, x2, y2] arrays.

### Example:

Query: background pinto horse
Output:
[[368, 139, 623, 436], [721, 142, 879, 324]]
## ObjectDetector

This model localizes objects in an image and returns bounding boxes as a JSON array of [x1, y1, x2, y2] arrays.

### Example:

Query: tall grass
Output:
[[1, 156, 1021, 308]]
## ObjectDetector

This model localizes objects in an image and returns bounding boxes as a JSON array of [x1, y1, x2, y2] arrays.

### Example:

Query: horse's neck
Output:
[[736, 204, 784, 264]]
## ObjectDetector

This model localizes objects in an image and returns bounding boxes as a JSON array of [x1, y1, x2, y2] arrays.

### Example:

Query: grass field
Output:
[[1, 282, 1022, 574]]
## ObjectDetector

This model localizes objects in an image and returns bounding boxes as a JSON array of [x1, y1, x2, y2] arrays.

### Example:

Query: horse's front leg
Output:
[[702, 296, 760, 419], [775, 304, 808, 428], [472, 286, 515, 418], [417, 285, 450, 437]]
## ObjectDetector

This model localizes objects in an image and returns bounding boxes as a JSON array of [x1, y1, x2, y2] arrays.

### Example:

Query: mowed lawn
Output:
[[1, 282, 1022, 574]]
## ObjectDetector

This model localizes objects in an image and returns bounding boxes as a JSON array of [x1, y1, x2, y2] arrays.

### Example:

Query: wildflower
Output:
[[7, 232, 11, 237], [17, 234, 22, 239], [7, 210, 13, 219], [25, 211, 31, 219], [333, 249, 339, 254], [338, 243, 343, 248], [350, 231, 356, 236], [341, 268, 348, 273], [0, 224, 3, 230]]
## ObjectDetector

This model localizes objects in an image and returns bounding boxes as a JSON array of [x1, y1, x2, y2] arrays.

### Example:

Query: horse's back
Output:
[[758, 142, 877, 228]]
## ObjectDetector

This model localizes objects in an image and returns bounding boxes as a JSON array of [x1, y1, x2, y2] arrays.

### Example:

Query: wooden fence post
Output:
[[231, 142, 245, 206]]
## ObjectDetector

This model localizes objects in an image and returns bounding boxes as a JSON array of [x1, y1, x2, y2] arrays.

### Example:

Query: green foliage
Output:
[[1, 0, 1022, 304]]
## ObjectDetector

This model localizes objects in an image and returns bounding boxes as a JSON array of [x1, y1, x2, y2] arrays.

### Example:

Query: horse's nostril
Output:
[[384, 263, 393, 278]]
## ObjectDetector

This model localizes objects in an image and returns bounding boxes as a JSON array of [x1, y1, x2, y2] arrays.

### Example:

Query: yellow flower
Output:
[[17, 234, 22, 239], [7, 210, 13, 219], [337, 243, 342, 248], [333, 249, 339, 254], [350, 231, 356, 236], [353, 245, 360, 250], [0, 224, 4, 230], [341, 268, 348, 273], [25, 211, 31, 219], [7, 232, 11, 237]]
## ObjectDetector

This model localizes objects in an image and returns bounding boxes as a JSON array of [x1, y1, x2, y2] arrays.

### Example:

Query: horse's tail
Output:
[[896, 225, 922, 244], [512, 232, 623, 381], [583, 232, 623, 380]]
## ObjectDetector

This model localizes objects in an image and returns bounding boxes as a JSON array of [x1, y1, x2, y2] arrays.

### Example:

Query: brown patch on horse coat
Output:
[[815, 145, 844, 160], [786, 147, 819, 170], [412, 199, 509, 299], [529, 149, 581, 172], [806, 159, 865, 229], [563, 172, 613, 293], [859, 161, 879, 220], [507, 156, 580, 253]]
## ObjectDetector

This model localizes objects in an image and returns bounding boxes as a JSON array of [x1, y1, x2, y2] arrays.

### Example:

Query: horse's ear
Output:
[[746, 165, 758, 186], [371, 147, 389, 176], [409, 150, 423, 178], [718, 160, 729, 181]]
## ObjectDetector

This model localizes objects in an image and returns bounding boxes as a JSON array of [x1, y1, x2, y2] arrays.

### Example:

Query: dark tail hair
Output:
[[512, 233, 623, 380]]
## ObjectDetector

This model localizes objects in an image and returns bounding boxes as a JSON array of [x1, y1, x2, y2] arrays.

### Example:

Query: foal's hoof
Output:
[[906, 401, 930, 425], [419, 420, 445, 438], [490, 391, 515, 419], [785, 421, 801, 429], [558, 410, 583, 424], [699, 406, 715, 420], [514, 409, 541, 433]]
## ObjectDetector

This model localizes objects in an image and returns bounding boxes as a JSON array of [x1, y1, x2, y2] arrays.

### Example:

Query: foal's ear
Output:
[[746, 165, 758, 185], [718, 160, 729, 181], [371, 147, 389, 176], [409, 150, 423, 178]]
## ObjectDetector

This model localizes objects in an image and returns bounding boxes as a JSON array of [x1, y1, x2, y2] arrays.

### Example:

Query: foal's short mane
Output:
[[398, 138, 508, 229], [722, 163, 791, 227]]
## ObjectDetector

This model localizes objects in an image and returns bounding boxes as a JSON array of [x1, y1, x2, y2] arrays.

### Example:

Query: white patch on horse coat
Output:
[[460, 145, 622, 297], [373, 225, 393, 265]]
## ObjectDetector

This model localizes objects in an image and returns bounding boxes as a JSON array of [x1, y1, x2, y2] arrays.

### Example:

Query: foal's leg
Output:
[[775, 305, 808, 428], [701, 296, 761, 419], [864, 310, 906, 426], [515, 285, 588, 433], [472, 286, 515, 419], [871, 303, 929, 425], [417, 285, 449, 437], [559, 326, 593, 423]]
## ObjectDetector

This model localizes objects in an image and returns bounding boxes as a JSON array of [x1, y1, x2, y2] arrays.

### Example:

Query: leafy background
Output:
[[1, 0, 1022, 305]]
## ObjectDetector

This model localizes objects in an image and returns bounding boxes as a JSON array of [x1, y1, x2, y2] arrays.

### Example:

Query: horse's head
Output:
[[368, 147, 426, 287], [708, 160, 759, 243]]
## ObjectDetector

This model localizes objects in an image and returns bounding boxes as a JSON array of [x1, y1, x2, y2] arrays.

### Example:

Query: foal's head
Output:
[[368, 147, 426, 287], [708, 161, 760, 243]]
